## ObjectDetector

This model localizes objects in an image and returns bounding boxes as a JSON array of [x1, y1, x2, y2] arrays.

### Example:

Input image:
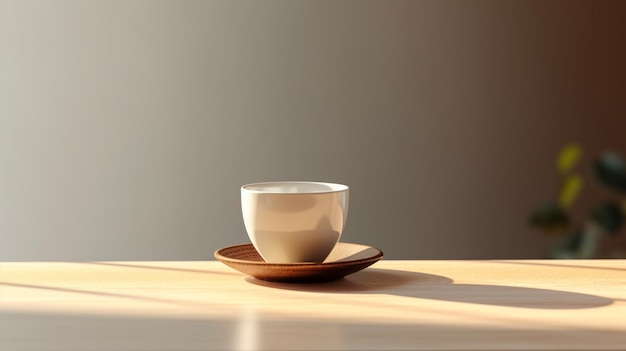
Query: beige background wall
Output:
[[2, 0, 625, 261]]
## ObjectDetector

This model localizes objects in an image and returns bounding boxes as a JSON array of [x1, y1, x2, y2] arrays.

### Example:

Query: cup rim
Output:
[[241, 181, 348, 194]]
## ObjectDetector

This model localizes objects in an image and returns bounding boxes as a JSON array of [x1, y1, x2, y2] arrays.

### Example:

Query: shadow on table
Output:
[[246, 268, 614, 309], [491, 260, 626, 272], [87, 262, 236, 275]]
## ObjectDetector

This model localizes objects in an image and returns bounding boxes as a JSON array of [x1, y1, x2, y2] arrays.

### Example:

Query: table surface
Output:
[[2, 259, 626, 351]]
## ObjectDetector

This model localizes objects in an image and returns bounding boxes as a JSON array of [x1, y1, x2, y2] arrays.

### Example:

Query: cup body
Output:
[[241, 181, 349, 263]]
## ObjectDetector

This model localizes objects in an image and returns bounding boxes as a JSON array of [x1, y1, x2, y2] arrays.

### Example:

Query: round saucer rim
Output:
[[213, 242, 383, 268]]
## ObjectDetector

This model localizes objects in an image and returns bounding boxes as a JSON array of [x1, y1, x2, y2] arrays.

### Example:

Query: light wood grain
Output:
[[2, 260, 626, 350]]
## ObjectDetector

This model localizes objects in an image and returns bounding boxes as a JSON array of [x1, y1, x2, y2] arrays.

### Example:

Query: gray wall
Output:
[[2, 0, 625, 261]]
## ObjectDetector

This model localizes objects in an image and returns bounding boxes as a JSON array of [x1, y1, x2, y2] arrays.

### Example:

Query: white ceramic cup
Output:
[[241, 181, 349, 263]]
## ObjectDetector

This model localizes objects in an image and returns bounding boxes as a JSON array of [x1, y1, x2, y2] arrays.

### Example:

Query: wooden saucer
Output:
[[214, 242, 383, 283]]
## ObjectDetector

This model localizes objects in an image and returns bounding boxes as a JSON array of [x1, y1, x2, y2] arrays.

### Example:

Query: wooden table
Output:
[[2, 260, 626, 350]]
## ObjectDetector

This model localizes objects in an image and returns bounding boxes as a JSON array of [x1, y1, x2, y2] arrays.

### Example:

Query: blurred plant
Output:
[[529, 144, 626, 258]]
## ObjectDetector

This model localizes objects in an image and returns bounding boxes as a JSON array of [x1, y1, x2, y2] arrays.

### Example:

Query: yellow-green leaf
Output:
[[557, 144, 583, 174], [559, 174, 584, 208]]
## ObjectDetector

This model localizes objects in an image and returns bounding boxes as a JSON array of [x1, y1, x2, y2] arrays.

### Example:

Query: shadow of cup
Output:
[[247, 268, 613, 309]]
